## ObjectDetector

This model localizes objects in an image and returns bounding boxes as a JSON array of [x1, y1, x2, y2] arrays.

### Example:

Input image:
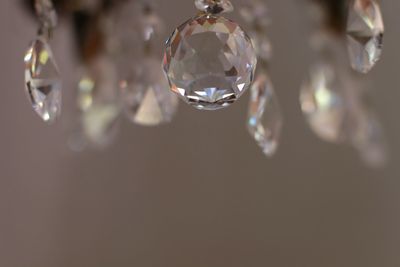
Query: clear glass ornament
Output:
[[346, 0, 384, 73], [163, 2, 257, 110], [24, 37, 61, 123], [248, 73, 283, 157]]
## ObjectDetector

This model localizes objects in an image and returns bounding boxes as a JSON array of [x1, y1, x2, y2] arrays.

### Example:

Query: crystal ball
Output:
[[163, 14, 257, 110]]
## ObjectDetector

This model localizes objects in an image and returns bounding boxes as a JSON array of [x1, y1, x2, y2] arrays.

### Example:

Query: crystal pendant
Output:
[[121, 58, 178, 126], [346, 0, 384, 73], [24, 37, 61, 123], [163, 14, 257, 110], [248, 73, 283, 156], [300, 62, 348, 143], [78, 57, 121, 147], [194, 0, 234, 14]]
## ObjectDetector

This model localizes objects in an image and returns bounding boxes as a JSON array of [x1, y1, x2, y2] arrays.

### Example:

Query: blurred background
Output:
[[1, 0, 400, 266]]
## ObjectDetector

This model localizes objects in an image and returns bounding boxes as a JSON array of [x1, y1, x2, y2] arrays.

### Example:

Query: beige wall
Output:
[[0, 0, 399, 266]]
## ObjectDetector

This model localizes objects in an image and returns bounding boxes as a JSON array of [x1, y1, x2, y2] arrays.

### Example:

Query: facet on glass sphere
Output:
[[300, 62, 348, 143], [346, 0, 384, 73], [195, 0, 234, 14], [163, 14, 257, 110], [248, 73, 283, 157], [121, 58, 178, 126], [24, 37, 61, 123]]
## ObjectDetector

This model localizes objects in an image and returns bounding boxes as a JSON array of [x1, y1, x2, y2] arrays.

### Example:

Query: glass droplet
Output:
[[163, 14, 257, 110], [300, 62, 348, 143], [77, 57, 121, 147], [248, 73, 283, 157], [121, 58, 178, 126], [346, 0, 384, 73], [24, 37, 61, 123]]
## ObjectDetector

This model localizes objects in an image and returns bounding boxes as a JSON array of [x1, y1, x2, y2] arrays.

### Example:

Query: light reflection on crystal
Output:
[[346, 0, 384, 73], [163, 14, 257, 110], [248, 73, 283, 156], [300, 62, 347, 143], [121, 58, 178, 126], [24, 37, 61, 123]]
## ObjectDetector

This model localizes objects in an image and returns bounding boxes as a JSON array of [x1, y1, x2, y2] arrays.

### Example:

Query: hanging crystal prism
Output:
[[24, 37, 61, 123], [300, 62, 349, 143], [78, 57, 121, 147], [163, 1, 257, 110], [346, 0, 384, 73], [121, 58, 178, 126], [248, 73, 283, 156]]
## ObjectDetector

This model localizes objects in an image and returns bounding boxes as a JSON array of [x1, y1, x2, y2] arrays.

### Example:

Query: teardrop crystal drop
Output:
[[163, 14, 257, 110], [248, 73, 283, 157], [24, 37, 61, 123], [194, 0, 234, 14], [346, 0, 384, 73], [300, 62, 348, 143], [78, 57, 121, 147], [121, 58, 178, 126]]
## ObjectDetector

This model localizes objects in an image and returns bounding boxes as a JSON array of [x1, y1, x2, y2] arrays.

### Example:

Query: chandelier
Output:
[[23, 0, 387, 167]]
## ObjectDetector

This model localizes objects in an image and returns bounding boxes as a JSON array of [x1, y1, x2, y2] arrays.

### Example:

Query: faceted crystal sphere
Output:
[[163, 14, 257, 110], [24, 37, 61, 123], [346, 0, 384, 73], [248, 73, 283, 157], [121, 58, 178, 126]]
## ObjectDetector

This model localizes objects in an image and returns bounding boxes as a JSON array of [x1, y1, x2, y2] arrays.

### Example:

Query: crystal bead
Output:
[[195, 0, 234, 14], [121, 58, 178, 126], [35, 0, 58, 30], [24, 37, 61, 123], [163, 14, 257, 110], [346, 0, 384, 73], [248, 73, 283, 157], [300, 62, 348, 143]]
